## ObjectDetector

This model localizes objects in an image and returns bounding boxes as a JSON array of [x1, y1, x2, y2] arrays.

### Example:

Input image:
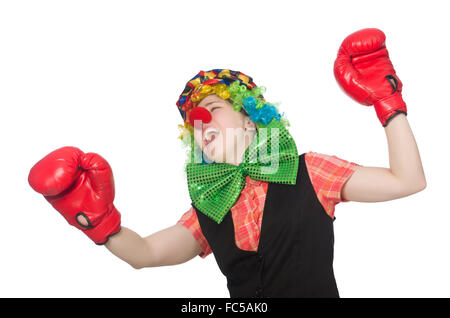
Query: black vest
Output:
[[193, 153, 339, 298]]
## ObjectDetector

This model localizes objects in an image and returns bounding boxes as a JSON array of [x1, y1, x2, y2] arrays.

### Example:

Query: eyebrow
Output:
[[203, 101, 221, 108]]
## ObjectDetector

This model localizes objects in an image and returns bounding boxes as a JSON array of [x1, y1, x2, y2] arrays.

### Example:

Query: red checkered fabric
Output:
[[177, 152, 360, 258]]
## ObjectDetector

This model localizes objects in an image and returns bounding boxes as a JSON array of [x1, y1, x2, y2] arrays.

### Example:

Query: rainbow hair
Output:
[[177, 80, 290, 142]]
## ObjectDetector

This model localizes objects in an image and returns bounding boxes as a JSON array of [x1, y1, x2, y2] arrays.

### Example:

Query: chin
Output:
[[203, 147, 226, 164], [204, 152, 223, 164], [202, 139, 238, 164]]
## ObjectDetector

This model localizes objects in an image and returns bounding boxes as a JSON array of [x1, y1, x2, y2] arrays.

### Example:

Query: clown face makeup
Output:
[[192, 94, 256, 165]]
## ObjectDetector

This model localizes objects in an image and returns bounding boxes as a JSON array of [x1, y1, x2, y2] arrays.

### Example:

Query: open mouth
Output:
[[203, 128, 220, 148]]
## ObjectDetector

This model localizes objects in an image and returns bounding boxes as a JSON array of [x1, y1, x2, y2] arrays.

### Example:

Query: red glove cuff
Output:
[[374, 94, 408, 127], [80, 206, 122, 245]]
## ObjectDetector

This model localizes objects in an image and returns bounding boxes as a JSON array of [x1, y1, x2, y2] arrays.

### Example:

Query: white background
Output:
[[0, 0, 448, 298]]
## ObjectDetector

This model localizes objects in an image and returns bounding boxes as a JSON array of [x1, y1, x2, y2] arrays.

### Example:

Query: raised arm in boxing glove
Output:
[[334, 28, 407, 127], [28, 146, 121, 245]]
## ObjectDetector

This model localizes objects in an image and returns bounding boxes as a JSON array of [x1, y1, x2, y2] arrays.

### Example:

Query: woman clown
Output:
[[28, 28, 426, 298]]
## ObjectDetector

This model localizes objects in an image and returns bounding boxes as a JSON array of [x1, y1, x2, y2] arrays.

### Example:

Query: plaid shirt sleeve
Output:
[[176, 206, 212, 258], [305, 151, 361, 219]]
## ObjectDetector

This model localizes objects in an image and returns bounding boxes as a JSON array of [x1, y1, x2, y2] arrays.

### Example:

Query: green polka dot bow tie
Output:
[[186, 119, 299, 224]]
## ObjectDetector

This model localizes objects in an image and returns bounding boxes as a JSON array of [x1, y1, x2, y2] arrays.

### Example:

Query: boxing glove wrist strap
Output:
[[374, 94, 408, 127], [80, 206, 122, 245]]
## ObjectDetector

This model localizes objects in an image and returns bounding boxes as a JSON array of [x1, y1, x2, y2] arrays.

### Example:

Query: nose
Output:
[[188, 107, 212, 127]]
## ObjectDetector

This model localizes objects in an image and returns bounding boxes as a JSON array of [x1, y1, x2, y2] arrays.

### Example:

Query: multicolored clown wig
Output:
[[175, 69, 291, 163]]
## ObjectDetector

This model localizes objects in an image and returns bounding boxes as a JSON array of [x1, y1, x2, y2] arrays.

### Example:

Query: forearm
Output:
[[105, 226, 154, 269], [384, 113, 426, 190]]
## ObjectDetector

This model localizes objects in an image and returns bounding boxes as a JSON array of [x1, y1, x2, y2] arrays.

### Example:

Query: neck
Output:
[[229, 131, 256, 166]]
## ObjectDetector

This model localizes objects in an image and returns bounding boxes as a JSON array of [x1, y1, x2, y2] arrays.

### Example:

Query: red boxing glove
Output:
[[28, 146, 121, 245], [334, 28, 407, 127]]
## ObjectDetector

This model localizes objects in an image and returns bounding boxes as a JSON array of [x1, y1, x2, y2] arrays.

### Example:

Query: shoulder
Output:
[[305, 151, 359, 170], [177, 207, 212, 258], [304, 151, 360, 218]]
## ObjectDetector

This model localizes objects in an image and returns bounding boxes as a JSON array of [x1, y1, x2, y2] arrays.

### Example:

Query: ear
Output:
[[244, 117, 257, 132]]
